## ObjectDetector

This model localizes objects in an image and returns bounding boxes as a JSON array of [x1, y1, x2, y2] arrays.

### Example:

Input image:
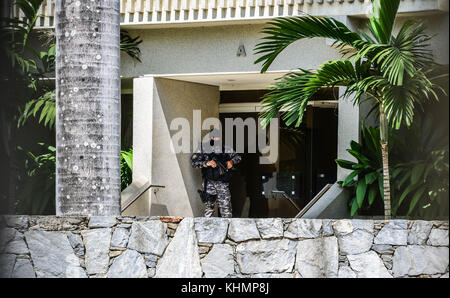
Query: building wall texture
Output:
[[0, 216, 448, 278], [120, 14, 449, 78], [120, 23, 342, 77], [131, 77, 220, 217]]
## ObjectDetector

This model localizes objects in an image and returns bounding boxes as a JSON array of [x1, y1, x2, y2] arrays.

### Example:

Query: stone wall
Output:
[[0, 216, 448, 278]]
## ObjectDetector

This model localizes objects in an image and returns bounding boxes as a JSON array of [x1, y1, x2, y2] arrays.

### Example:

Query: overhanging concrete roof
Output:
[[146, 70, 291, 90]]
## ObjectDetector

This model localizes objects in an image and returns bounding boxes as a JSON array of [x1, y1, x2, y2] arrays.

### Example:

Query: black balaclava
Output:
[[209, 128, 221, 147]]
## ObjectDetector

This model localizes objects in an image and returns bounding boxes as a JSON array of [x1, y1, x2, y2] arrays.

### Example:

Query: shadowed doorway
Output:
[[219, 90, 338, 218]]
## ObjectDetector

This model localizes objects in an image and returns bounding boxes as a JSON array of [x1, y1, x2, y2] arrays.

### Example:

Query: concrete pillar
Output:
[[130, 76, 220, 216], [337, 87, 360, 181], [123, 77, 155, 215]]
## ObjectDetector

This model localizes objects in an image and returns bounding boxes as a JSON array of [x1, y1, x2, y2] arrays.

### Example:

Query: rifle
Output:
[[212, 157, 229, 176], [207, 153, 234, 176]]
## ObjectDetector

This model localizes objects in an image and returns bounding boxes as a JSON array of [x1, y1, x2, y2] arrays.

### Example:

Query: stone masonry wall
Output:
[[0, 216, 448, 278]]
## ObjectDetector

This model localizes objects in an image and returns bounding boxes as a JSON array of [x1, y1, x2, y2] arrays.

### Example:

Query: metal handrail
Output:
[[295, 183, 333, 218], [121, 183, 165, 213], [271, 190, 302, 212]]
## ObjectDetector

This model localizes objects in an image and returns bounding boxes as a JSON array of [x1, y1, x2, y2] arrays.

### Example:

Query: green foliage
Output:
[[255, 0, 447, 130], [367, 0, 400, 44], [2, 0, 44, 74], [260, 60, 371, 127], [121, 148, 133, 191], [14, 145, 134, 214], [120, 30, 143, 62], [17, 34, 141, 129], [391, 115, 449, 218], [254, 15, 362, 72], [39, 43, 56, 74], [18, 89, 55, 129], [337, 117, 449, 219], [16, 143, 55, 214], [336, 126, 384, 216]]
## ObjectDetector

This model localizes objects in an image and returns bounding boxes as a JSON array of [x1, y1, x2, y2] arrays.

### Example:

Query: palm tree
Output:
[[55, 0, 121, 216], [254, 0, 446, 219]]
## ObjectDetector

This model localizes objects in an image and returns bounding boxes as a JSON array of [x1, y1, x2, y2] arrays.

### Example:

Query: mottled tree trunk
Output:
[[379, 105, 391, 220], [55, 0, 121, 216]]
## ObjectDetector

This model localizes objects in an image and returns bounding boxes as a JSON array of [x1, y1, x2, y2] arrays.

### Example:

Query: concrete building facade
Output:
[[27, 0, 449, 217]]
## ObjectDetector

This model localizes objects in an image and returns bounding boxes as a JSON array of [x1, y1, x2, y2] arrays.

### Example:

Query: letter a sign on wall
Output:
[[237, 44, 246, 57]]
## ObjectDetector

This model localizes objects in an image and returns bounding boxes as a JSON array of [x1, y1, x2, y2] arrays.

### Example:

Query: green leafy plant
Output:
[[15, 145, 134, 214], [254, 0, 448, 218], [3, 1, 143, 213], [337, 115, 449, 219], [2, 0, 44, 76], [121, 148, 133, 191], [17, 34, 142, 129], [120, 29, 143, 62], [16, 143, 55, 214], [336, 126, 384, 216], [392, 115, 449, 218], [1, 0, 47, 213], [18, 89, 55, 129]]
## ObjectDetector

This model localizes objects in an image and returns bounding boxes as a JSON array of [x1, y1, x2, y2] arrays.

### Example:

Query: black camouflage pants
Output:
[[204, 180, 232, 218]]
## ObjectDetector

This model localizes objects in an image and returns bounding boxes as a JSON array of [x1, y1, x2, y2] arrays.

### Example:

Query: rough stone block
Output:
[[201, 244, 235, 278], [25, 230, 86, 278], [427, 229, 449, 246], [338, 229, 373, 255], [67, 232, 85, 256], [127, 221, 169, 256], [144, 253, 158, 268], [5, 240, 29, 255], [4, 215, 29, 230], [12, 258, 36, 278], [236, 239, 296, 274], [228, 219, 260, 242], [81, 228, 111, 275], [0, 254, 16, 278], [194, 218, 229, 243], [347, 251, 392, 278], [374, 220, 408, 246], [295, 236, 339, 278], [322, 219, 335, 236], [284, 219, 322, 239], [338, 265, 356, 278], [111, 227, 130, 248], [107, 249, 147, 278], [255, 218, 283, 239], [392, 246, 449, 277], [371, 244, 394, 255], [155, 218, 202, 278], [88, 216, 117, 228], [408, 220, 433, 245]]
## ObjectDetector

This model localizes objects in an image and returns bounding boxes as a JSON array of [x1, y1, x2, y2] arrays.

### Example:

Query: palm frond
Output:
[[120, 29, 143, 62], [254, 15, 362, 72], [354, 19, 434, 86], [260, 60, 365, 127], [382, 69, 444, 129], [367, 0, 400, 44], [18, 89, 56, 129]]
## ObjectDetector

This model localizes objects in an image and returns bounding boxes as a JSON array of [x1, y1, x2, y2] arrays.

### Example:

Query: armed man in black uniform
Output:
[[191, 129, 241, 217]]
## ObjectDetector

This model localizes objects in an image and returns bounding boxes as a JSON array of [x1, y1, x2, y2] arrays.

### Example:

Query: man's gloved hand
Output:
[[205, 160, 217, 168]]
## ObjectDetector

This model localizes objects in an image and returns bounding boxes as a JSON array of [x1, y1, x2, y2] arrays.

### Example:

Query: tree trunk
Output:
[[55, 0, 121, 216], [379, 105, 391, 220]]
